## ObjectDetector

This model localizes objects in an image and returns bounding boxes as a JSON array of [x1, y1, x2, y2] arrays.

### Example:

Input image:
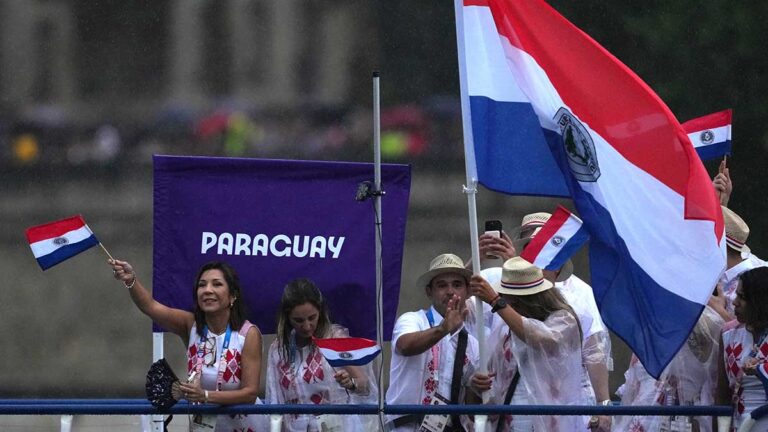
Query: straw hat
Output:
[[492, 257, 554, 296], [511, 212, 551, 240], [722, 206, 750, 257], [512, 229, 574, 283], [416, 253, 473, 288]]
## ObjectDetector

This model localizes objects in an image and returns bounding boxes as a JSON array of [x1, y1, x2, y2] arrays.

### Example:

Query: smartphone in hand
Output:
[[484, 220, 503, 258]]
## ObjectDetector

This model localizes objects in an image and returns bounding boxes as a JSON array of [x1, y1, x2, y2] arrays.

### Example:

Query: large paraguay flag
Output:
[[456, 0, 726, 377]]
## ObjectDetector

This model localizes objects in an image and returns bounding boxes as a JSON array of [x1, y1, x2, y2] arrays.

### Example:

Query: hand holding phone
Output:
[[484, 220, 503, 258]]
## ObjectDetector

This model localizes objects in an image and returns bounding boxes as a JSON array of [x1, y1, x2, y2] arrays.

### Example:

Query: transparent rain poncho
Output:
[[614, 306, 724, 432]]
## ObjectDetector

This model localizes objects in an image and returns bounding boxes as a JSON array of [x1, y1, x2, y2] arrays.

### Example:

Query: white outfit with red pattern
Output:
[[614, 306, 724, 432], [722, 321, 768, 431], [266, 324, 372, 432], [186, 321, 266, 432], [386, 306, 480, 432], [483, 316, 532, 432]]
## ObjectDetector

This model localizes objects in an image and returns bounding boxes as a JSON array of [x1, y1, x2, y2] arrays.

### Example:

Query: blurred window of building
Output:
[[202, 0, 232, 96], [32, 20, 54, 102]]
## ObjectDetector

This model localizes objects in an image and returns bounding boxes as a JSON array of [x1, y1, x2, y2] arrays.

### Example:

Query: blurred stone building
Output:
[[0, 0, 374, 119]]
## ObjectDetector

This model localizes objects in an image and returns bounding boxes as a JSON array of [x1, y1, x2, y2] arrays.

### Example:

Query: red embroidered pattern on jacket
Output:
[[222, 349, 242, 383], [310, 393, 327, 404], [279, 361, 295, 390], [422, 353, 437, 405], [628, 419, 646, 432], [725, 342, 743, 380], [503, 334, 513, 363], [303, 349, 325, 383]]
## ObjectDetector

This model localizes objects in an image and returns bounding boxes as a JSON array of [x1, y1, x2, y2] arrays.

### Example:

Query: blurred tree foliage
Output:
[[376, 0, 768, 252]]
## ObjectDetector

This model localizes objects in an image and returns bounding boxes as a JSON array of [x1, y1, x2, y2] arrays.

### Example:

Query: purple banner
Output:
[[153, 155, 411, 339]]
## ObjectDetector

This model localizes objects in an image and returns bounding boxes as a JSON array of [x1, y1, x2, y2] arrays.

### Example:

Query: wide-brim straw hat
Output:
[[510, 212, 552, 240], [416, 253, 473, 288], [492, 257, 554, 296], [722, 206, 751, 258], [512, 227, 574, 283]]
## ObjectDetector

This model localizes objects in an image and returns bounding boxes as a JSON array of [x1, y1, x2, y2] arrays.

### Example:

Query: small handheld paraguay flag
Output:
[[313, 336, 381, 367], [26, 215, 100, 270], [681, 109, 732, 161], [520, 206, 589, 272]]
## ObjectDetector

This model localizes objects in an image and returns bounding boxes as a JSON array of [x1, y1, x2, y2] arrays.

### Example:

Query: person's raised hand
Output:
[[439, 294, 467, 335], [479, 231, 516, 261], [713, 159, 732, 206]]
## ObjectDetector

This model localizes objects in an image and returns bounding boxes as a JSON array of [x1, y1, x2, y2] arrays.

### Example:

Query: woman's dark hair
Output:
[[739, 267, 768, 333], [276, 278, 332, 361], [193, 261, 247, 337], [504, 288, 583, 340]]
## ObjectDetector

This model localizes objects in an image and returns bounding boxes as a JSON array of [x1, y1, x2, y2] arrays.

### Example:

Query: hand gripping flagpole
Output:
[[454, 1, 489, 430]]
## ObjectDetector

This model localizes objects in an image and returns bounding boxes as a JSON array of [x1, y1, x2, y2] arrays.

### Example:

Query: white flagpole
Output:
[[372, 70, 386, 427], [454, 1, 489, 430]]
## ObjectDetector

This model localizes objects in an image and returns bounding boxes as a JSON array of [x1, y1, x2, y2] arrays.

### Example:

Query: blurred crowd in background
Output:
[[0, 98, 468, 169]]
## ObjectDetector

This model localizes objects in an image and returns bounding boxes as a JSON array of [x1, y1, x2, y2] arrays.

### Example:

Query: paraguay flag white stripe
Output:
[[29, 225, 95, 258], [687, 124, 730, 149]]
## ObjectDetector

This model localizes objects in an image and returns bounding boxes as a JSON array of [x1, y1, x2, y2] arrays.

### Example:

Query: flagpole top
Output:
[[372, 71, 380, 78]]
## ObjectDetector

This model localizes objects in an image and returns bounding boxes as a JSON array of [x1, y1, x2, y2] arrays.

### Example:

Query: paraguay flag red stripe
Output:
[[26, 215, 91, 243]]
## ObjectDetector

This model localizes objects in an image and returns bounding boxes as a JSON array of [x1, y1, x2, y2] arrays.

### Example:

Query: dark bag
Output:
[[145, 358, 180, 409]]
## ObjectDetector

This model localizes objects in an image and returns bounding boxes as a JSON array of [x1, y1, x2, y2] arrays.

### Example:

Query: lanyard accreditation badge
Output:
[[191, 325, 233, 431]]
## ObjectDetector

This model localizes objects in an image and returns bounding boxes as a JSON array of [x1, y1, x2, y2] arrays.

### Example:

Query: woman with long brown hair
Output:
[[265, 278, 376, 431], [469, 257, 586, 432], [109, 259, 264, 431]]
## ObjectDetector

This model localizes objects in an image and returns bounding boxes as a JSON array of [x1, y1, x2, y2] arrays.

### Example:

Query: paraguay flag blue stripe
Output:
[[36, 237, 100, 270], [456, 0, 726, 377], [693, 140, 731, 161], [469, 97, 568, 197]]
